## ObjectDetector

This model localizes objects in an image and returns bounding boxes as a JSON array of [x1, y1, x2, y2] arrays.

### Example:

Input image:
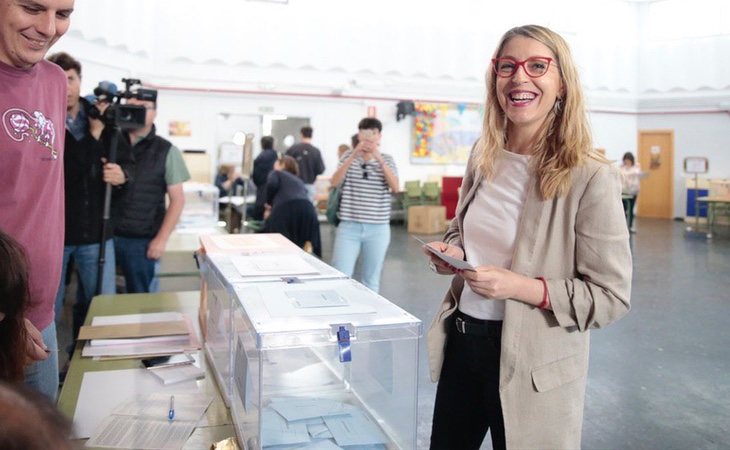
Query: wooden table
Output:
[[57, 291, 235, 449], [697, 196, 730, 238], [161, 228, 226, 278]]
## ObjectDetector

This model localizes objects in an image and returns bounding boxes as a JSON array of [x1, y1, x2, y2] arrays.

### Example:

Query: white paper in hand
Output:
[[413, 236, 475, 271]]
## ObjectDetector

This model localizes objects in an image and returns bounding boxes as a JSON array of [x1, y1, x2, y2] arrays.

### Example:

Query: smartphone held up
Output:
[[359, 128, 377, 140], [358, 128, 379, 153]]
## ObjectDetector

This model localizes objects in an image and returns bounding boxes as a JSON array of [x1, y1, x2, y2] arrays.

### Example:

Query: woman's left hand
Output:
[[24, 319, 49, 365], [460, 265, 526, 300]]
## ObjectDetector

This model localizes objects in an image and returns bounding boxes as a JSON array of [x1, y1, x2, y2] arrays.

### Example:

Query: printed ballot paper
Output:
[[412, 236, 475, 271], [85, 392, 213, 449], [73, 369, 201, 440]]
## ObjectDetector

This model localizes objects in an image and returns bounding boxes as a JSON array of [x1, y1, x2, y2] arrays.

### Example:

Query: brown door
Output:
[[637, 130, 674, 219]]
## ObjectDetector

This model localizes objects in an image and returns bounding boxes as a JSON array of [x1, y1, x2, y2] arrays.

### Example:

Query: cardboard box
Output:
[[408, 205, 447, 234], [710, 179, 730, 198]]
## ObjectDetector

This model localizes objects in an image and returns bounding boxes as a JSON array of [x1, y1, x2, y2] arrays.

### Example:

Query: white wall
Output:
[[158, 90, 371, 179], [590, 112, 638, 162], [77, 81, 640, 189], [154, 91, 479, 184]]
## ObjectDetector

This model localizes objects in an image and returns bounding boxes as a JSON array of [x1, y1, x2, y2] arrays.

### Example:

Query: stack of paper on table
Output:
[[80, 312, 200, 359], [149, 365, 205, 386], [148, 358, 206, 385]]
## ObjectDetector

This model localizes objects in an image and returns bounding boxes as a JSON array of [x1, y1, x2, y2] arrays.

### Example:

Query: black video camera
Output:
[[87, 78, 158, 130]]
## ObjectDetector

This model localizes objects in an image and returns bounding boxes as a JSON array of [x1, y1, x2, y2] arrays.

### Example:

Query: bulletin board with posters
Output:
[[410, 103, 482, 165]]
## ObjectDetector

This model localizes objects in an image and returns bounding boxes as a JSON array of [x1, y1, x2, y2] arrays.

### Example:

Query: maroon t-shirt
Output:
[[0, 59, 66, 330]]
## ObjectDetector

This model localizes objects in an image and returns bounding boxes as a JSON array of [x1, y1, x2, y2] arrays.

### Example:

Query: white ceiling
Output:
[[55, 0, 729, 106]]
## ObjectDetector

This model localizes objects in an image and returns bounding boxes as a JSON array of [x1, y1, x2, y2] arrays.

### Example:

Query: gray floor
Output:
[[56, 217, 730, 449]]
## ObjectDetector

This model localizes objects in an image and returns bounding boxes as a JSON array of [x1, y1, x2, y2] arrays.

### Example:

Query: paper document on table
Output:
[[85, 393, 212, 449], [112, 392, 212, 422], [255, 282, 376, 318], [412, 235, 475, 271], [92, 312, 185, 326], [90, 334, 189, 347], [231, 254, 319, 277], [208, 233, 278, 250], [286, 290, 347, 308], [82, 337, 194, 358], [73, 369, 199, 439], [77, 320, 188, 341], [85, 415, 195, 449]]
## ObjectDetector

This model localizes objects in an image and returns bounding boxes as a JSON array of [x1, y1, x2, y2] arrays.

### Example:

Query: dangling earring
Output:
[[553, 98, 563, 114]]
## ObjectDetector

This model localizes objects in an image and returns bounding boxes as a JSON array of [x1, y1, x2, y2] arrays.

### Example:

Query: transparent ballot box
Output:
[[179, 182, 219, 229], [200, 253, 235, 403], [229, 279, 422, 450], [199, 236, 347, 406]]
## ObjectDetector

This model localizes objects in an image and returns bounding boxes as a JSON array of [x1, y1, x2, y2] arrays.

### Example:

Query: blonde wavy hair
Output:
[[476, 24, 600, 200]]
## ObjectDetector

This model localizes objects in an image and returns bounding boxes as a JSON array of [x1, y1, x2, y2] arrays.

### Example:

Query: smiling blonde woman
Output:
[[423, 24, 632, 450]]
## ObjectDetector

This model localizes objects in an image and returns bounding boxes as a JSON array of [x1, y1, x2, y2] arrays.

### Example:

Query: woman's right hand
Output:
[[421, 241, 465, 275]]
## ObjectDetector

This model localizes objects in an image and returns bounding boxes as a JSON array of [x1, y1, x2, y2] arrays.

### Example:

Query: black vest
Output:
[[114, 129, 171, 238]]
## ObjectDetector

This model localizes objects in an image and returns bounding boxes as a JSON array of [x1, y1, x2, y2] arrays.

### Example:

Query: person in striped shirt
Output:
[[329, 118, 399, 293]]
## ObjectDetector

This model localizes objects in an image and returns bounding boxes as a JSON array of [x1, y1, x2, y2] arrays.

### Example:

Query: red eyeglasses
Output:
[[491, 56, 555, 78]]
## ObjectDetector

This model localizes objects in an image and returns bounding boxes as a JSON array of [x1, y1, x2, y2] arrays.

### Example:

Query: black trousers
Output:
[[622, 194, 637, 229], [264, 198, 322, 257], [430, 310, 506, 450]]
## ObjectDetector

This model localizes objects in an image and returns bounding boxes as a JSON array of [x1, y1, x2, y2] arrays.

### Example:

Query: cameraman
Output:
[[114, 92, 190, 293], [46, 53, 133, 350]]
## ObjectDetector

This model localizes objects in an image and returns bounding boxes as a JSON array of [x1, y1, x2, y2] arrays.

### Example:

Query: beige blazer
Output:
[[427, 152, 632, 449]]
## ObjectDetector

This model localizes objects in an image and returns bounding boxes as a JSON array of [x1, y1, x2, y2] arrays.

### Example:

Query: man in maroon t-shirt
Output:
[[0, 0, 75, 400]]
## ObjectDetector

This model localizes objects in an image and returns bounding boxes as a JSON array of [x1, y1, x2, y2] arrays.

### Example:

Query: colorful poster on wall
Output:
[[411, 103, 481, 165], [169, 121, 192, 137]]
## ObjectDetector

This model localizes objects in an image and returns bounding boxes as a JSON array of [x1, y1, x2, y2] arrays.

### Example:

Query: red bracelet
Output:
[[536, 276, 550, 309]]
